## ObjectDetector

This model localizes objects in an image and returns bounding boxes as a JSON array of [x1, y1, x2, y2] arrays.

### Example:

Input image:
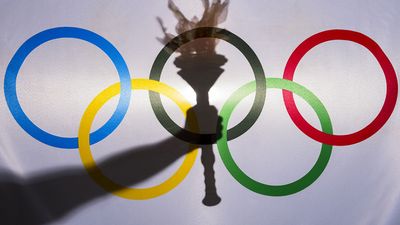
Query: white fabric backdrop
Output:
[[1, 0, 400, 224]]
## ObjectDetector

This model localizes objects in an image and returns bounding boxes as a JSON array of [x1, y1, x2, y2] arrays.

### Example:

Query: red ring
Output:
[[283, 29, 398, 146]]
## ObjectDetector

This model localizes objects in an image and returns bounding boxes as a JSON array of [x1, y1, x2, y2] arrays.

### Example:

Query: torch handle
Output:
[[201, 144, 221, 206]]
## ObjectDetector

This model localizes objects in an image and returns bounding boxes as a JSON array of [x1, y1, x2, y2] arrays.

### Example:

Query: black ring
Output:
[[149, 27, 266, 144]]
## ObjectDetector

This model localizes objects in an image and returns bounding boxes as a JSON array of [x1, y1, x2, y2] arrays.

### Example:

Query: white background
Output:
[[1, 0, 400, 224]]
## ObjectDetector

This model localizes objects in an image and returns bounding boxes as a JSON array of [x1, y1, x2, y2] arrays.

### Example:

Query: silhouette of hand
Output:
[[184, 105, 222, 145]]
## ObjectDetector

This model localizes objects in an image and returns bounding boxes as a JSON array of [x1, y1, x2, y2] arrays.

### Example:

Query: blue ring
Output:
[[4, 27, 131, 149]]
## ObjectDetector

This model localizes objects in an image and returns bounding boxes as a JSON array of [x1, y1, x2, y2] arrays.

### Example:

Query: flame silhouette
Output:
[[157, 0, 229, 55]]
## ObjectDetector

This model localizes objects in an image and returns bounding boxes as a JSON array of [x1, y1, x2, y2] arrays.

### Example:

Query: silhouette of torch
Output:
[[157, 0, 229, 206]]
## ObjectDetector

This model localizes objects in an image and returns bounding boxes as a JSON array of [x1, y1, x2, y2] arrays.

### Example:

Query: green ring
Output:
[[217, 78, 333, 196]]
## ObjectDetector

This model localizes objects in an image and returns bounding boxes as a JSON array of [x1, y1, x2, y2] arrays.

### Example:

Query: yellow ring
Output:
[[78, 79, 198, 200]]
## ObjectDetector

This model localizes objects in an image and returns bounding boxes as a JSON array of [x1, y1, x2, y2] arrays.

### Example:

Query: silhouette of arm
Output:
[[0, 135, 197, 225]]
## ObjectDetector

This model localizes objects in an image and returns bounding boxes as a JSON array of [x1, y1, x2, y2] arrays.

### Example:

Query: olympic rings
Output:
[[218, 78, 333, 196], [78, 79, 199, 199], [283, 29, 398, 146], [149, 27, 266, 144], [3, 26, 398, 199], [4, 27, 132, 149]]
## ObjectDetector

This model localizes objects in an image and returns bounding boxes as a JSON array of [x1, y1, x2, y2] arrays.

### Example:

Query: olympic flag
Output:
[[1, 1, 400, 225]]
